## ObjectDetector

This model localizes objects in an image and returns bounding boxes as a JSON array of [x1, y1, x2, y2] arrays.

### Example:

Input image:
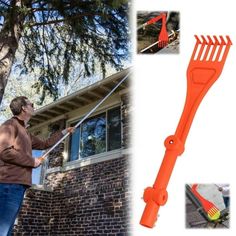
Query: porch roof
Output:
[[29, 68, 130, 128]]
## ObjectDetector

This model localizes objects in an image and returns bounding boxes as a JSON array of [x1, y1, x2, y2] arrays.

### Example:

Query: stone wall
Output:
[[14, 91, 131, 236]]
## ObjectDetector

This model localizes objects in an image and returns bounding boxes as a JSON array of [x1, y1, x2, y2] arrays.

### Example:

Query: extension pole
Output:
[[41, 71, 131, 160]]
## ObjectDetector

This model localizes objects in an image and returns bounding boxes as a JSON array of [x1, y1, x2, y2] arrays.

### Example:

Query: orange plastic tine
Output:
[[209, 36, 220, 61], [215, 36, 232, 62], [214, 36, 226, 61], [140, 35, 232, 229], [195, 35, 207, 60], [202, 36, 213, 60]]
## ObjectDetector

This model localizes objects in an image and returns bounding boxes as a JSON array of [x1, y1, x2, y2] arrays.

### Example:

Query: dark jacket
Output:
[[0, 117, 63, 186]]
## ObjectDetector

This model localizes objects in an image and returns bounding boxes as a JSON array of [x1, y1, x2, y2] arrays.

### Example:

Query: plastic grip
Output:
[[140, 135, 184, 228], [140, 200, 160, 228]]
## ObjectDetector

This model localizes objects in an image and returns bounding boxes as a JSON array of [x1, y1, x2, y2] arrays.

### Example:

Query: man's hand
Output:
[[67, 127, 75, 133], [34, 156, 45, 168], [62, 127, 75, 136]]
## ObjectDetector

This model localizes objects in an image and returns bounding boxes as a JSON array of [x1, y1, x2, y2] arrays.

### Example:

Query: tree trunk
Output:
[[0, 0, 24, 105], [0, 34, 17, 105]]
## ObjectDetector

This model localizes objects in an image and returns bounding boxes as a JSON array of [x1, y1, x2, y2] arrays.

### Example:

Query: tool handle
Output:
[[175, 68, 216, 144], [146, 13, 165, 26], [140, 135, 184, 228], [137, 13, 165, 30], [159, 14, 167, 35], [191, 184, 206, 204], [137, 23, 148, 30]]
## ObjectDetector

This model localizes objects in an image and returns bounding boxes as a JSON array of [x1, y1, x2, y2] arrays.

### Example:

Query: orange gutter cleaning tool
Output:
[[191, 184, 220, 220], [137, 13, 168, 48], [140, 35, 232, 228]]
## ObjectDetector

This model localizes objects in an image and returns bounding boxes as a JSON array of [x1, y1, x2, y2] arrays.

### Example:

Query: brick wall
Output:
[[49, 156, 130, 235], [14, 91, 131, 236], [14, 189, 53, 235]]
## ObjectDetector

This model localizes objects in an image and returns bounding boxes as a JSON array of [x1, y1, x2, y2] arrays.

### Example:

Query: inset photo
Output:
[[137, 11, 180, 54], [185, 184, 229, 229]]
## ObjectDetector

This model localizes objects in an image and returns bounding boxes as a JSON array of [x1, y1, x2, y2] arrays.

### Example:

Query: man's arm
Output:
[[30, 127, 75, 150], [30, 131, 64, 150]]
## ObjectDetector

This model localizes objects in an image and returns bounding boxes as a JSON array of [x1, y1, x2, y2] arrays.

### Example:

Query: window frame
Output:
[[65, 104, 122, 163]]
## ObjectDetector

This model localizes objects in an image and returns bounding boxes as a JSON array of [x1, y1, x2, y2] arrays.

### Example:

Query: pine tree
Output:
[[0, 0, 130, 104]]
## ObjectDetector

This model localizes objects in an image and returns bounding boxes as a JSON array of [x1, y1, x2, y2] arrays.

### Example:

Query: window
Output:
[[32, 150, 43, 184], [80, 113, 106, 158], [69, 106, 121, 161], [107, 107, 121, 151]]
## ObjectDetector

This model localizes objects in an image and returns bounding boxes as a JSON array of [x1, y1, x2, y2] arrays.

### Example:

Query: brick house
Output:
[[13, 68, 131, 235]]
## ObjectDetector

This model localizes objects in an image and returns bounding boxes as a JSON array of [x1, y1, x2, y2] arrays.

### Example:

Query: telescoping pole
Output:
[[41, 71, 131, 160]]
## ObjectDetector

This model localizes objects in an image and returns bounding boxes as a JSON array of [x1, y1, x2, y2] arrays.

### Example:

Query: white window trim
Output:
[[64, 148, 123, 171], [45, 148, 131, 174]]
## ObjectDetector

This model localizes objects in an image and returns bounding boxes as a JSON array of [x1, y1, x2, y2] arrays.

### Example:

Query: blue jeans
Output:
[[223, 196, 230, 208], [0, 183, 27, 236]]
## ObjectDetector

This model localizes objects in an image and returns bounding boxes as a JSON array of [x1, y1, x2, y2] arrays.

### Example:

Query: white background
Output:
[[132, 0, 236, 235]]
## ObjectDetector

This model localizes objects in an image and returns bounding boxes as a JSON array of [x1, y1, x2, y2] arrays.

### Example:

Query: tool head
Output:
[[158, 14, 168, 48], [191, 184, 221, 221], [208, 207, 221, 220], [175, 35, 232, 144], [187, 35, 232, 85]]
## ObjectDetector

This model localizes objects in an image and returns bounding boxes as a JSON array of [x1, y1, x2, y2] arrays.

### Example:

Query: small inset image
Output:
[[185, 184, 229, 229], [137, 11, 180, 54]]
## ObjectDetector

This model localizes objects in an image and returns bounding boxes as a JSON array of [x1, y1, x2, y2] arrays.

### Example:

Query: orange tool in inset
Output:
[[191, 184, 220, 220], [137, 13, 168, 48], [140, 35, 232, 228], [158, 14, 168, 48]]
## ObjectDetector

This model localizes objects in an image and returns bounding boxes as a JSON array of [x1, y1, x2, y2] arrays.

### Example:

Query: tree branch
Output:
[[31, 5, 78, 13], [29, 18, 65, 27], [31, 7, 59, 13], [27, 13, 103, 28], [0, 0, 10, 7], [31, 0, 45, 5]]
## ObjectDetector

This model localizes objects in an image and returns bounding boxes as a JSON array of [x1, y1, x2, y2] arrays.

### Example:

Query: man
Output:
[[217, 184, 230, 208], [0, 96, 74, 236]]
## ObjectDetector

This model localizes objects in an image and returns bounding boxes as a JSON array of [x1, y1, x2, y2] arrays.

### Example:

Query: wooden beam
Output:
[[100, 85, 111, 92], [69, 98, 85, 106], [53, 107, 69, 113], [65, 100, 81, 108], [88, 90, 103, 99], [56, 104, 72, 112], [76, 96, 92, 103]]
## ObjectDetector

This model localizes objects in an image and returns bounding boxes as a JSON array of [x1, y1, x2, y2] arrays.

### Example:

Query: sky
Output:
[[32, 150, 43, 184]]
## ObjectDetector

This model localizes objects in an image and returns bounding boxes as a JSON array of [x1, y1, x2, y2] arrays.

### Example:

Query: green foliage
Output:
[[0, 0, 130, 103]]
